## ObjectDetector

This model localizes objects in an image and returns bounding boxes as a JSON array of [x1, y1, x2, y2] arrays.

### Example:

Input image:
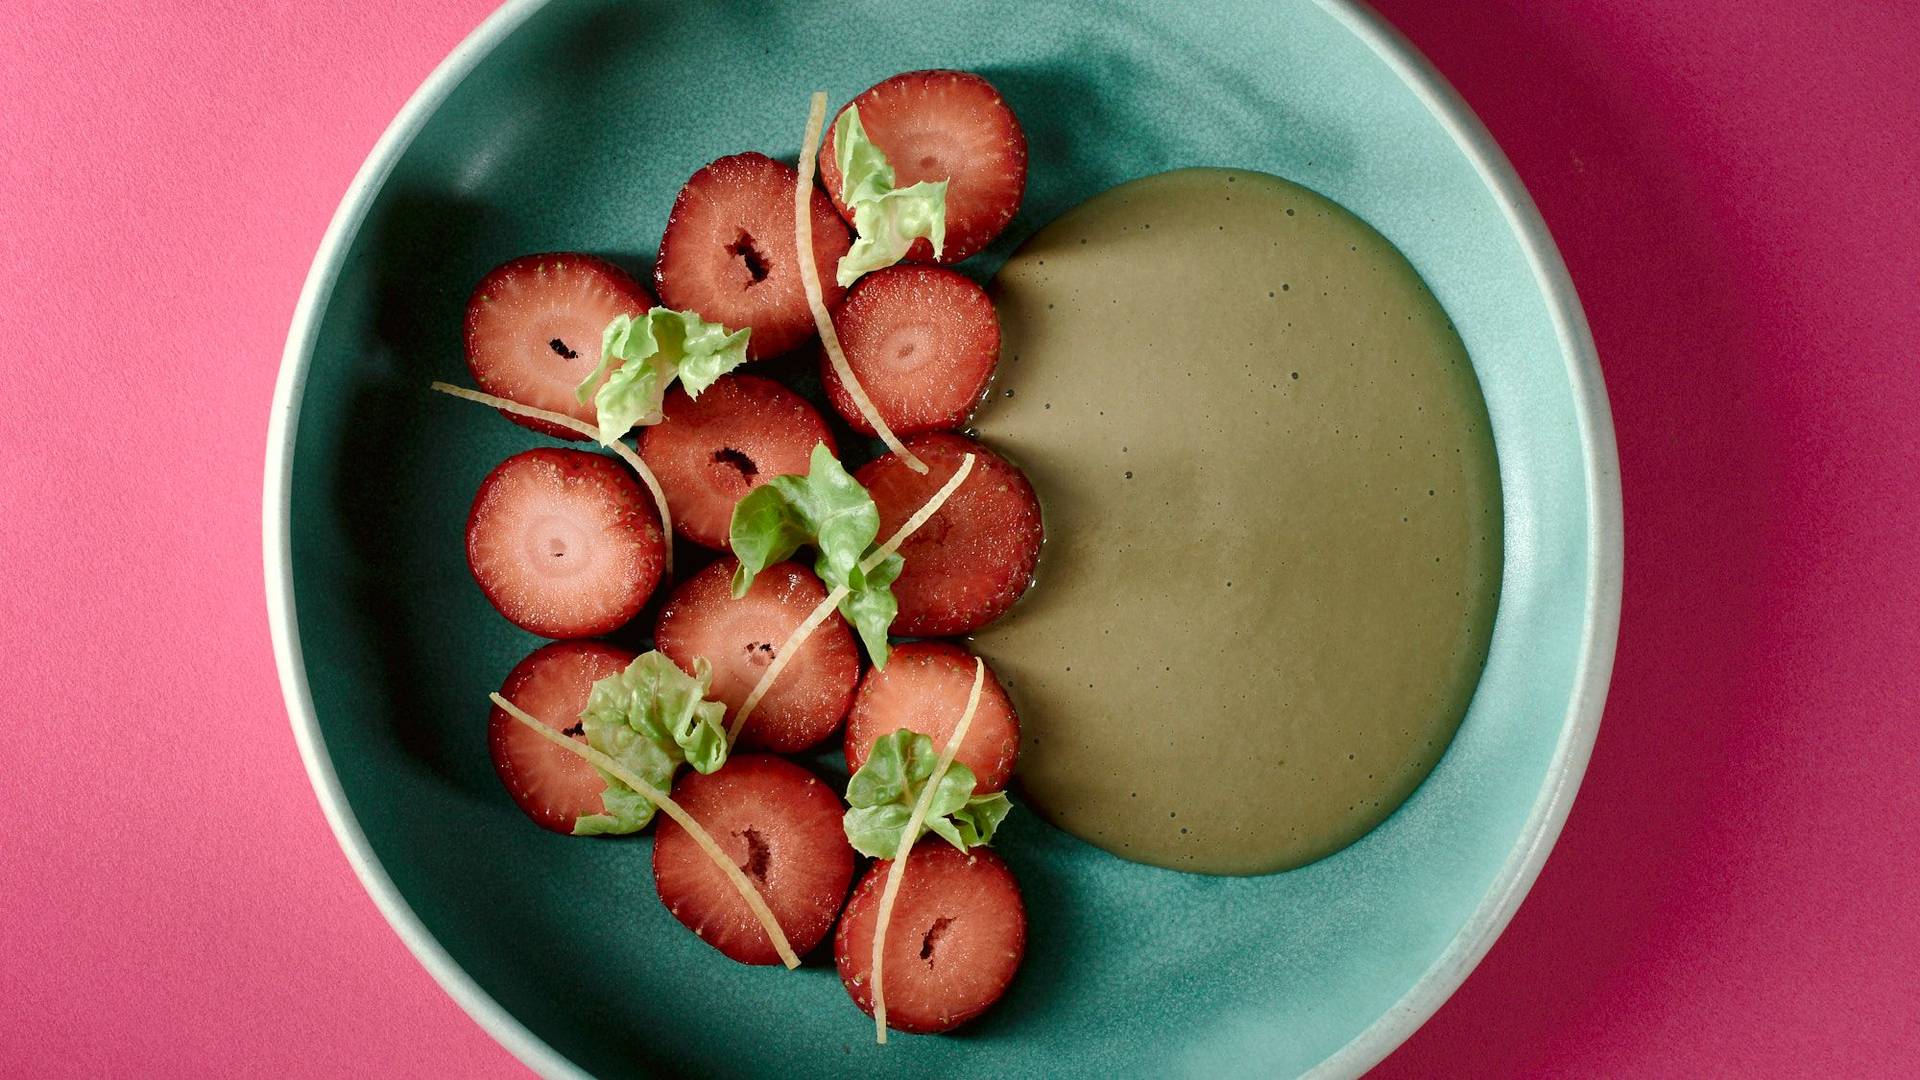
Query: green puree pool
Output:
[[975, 168, 1502, 875]]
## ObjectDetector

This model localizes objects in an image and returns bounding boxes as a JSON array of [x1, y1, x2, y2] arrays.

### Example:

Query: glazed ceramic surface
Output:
[[267, 1, 1620, 1076]]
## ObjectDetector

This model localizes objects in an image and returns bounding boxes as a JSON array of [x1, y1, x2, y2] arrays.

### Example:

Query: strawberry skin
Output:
[[655, 152, 851, 360], [835, 842, 1027, 1034], [638, 374, 837, 550], [818, 70, 1028, 264], [652, 557, 859, 753], [653, 755, 855, 965], [489, 640, 637, 834], [845, 642, 1020, 792], [465, 448, 666, 638], [464, 253, 654, 440], [822, 264, 999, 436], [856, 433, 1043, 636]]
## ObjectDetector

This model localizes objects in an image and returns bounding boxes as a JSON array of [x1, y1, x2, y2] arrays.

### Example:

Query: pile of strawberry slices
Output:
[[444, 70, 1043, 1039]]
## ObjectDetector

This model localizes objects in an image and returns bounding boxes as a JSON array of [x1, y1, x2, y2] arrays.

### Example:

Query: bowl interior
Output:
[[282, 0, 1609, 1075]]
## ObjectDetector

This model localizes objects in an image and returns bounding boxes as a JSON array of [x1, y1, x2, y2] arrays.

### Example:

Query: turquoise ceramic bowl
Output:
[[266, 1, 1620, 1075]]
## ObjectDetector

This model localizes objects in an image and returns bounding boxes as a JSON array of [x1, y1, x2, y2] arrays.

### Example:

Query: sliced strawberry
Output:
[[465, 448, 666, 638], [464, 253, 654, 440], [856, 433, 1042, 636], [818, 70, 1028, 265], [654, 152, 851, 360], [821, 265, 999, 436], [637, 374, 837, 549], [652, 557, 859, 753], [835, 841, 1026, 1034], [653, 755, 855, 965], [845, 642, 1020, 792], [488, 640, 637, 834]]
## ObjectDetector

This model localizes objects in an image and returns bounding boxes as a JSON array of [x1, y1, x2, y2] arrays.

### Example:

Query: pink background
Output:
[[3, 0, 1915, 1075]]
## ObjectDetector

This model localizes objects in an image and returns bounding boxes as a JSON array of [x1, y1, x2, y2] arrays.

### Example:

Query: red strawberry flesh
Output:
[[822, 264, 1000, 436], [489, 640, 637, 834], [652, 557, 859, 753], [653, 755, 855, 965], [654, 152, 851, 360], [818, 70, 1028, 264], [465, 447, 666, 638], [638, 374, 836, 549], [464, 253, 654, 440], [835, 841, 1027, 1034], [845, 642, 1020, 792], [856, 433, 1043, 636]]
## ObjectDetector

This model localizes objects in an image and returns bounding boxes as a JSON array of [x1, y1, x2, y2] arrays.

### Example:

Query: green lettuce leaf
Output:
[[841, 729, 1011, 858], [832, 104, 947, 288], [576, 308, 751, 445], [727, 442, 901, 664], [839, 553, 903, 662], [569, 651, 730, 836]]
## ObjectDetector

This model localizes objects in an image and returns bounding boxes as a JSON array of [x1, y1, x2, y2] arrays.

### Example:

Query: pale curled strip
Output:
[[794, 90, 927, 475], [491, 693, 801, 970], [430, 381, 675, 577], [871, 658, 986, 1044], [725, 453, 977, 744]]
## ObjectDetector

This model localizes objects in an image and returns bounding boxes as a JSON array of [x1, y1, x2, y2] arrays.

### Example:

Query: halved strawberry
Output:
[[856, 433, 1042, 636], [465, 448, 666, 638], [654, 152, 851, 360], [638, 374, 837, 549], [488, 640, 637, 833], [653, 755, 855, 965], [464, 253, 654, 440], [821, 265, 999, 436], [652, 557, 859, 753], [835, 841, 1027, 1034], [818, 70, 1028, 264], [845, 642, 1020, 792]]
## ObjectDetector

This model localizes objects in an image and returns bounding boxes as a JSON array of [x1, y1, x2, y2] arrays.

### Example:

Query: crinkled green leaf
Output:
[[841, 729, 1008, 857], [577, 309, 750, 445], [726, 443, 907, 663], [841, 803, 915, 858], [728, 442, 881, 595], [832, 104, 947, 288], [568, 651, 730, 836], [727, 484, 816, 596], [572, 779, 658, 837], [950, 791, 1013, 847], [838, 554, 902, 666]]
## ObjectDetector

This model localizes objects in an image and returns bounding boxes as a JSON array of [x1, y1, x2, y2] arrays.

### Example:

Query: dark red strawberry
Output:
[[652, 557, 859, 753], [818, 70, 1028, 265], [821, 264, 999, 436], [638, 374, 836, 549], [845, 642, 1020, 792], [653, 755, 855, 965], [835, 841, 1027, 1034], [654, 152, 851, 360], [465, 448, 666, 638], [856, 433, 1042, 636], [464, 253, 654, 440], [488, 640, 637, 834]]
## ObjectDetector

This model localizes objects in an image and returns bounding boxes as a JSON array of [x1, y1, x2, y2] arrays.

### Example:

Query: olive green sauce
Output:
[[970, 169, 1501, 875]]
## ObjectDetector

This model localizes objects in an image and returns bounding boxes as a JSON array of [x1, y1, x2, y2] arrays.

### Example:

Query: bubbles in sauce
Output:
[[970, 169, 1502, 875]]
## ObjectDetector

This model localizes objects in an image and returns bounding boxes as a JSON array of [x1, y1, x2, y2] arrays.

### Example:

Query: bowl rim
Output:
[[262, 2, 1622, 1076]]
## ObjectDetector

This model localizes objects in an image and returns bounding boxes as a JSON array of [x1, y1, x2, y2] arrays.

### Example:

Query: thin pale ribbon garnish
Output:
[[870, 658, 986, 1044], [430, 381, 676, 577], [726, 452, 976, 743], [794, 90, 928, 475], [492, 693, 801, 970]]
